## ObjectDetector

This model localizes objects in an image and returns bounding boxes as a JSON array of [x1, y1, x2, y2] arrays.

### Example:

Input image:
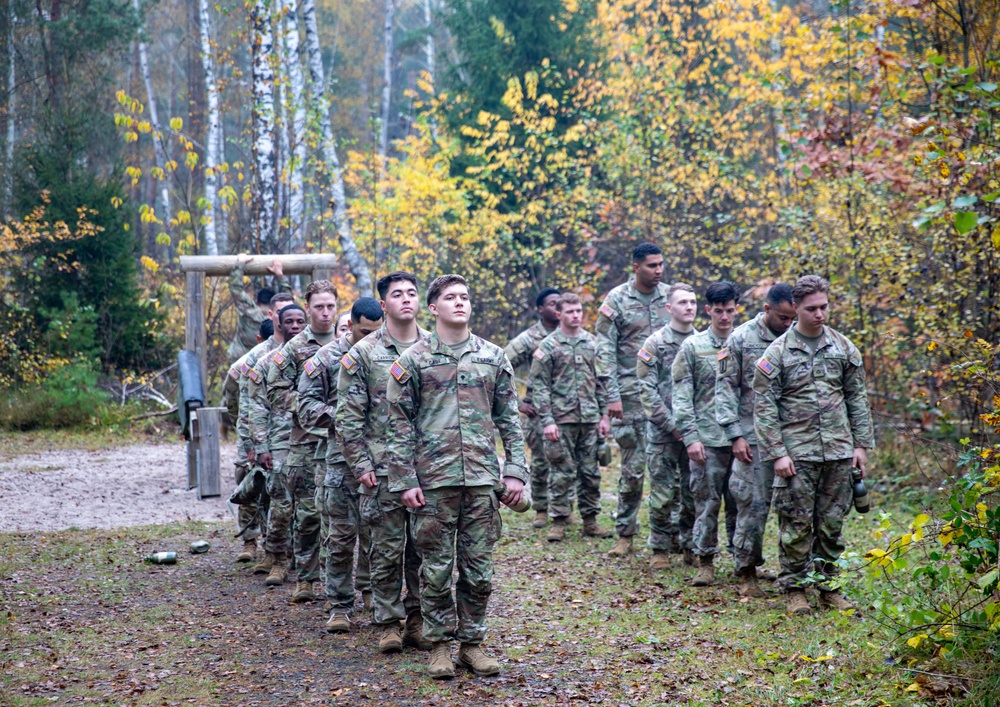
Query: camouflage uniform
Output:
[[267, 325, 337, 582], [224, 352, 259, 540], [595, 279, 671, 538], [250, 346, 293, 555], [753, 326, 874, 590], [505, 322, 558, 512], [337, 325, 431, 627], [715, 312, 782, 573], [637, 325, 697, 552], [297, 334, 371, 613], [387, 333, 527, 645], [672, 328, 737, 559], [227, 263, 291, 360], [528, 329, 608, 520]]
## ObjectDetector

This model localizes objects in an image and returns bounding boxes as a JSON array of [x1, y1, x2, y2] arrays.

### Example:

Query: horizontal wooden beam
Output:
[[179, 254, 338, 276]]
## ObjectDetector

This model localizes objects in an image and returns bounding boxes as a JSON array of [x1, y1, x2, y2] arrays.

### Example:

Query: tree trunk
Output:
[[3, 3, 15, 219], [199, 0, 220, 256], [281, 0, 307, 253], [301, 0, 372, 294], [379, 0, 394, 158], [133, 0, 172, 230], [423, 0, 437, 141], [250, 0, 277, 252]]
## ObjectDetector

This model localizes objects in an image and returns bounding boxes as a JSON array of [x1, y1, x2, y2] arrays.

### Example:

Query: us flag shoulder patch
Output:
[[304, 358, 320, 378], [717, 348, 729, 361], [240, 362, 250, 375], [637, 347, 653, 363], [599, 303, 615, 318], [756, 357, 776, 376], [533, 348, 546, 361], [273, 350, 286, 366], [229, 366, 240, 380], [247, 368, 261, 383], [389, 360, 407, 381], [341, 353, 357, 371]]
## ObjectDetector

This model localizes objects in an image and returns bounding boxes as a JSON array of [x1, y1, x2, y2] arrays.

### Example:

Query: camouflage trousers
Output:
[[730, 445, 775, 573], [233, 462, 261, 541], [361, 480, 422, 625], [543, 423, 602, 520], [645, 437, 694, 552], [773, 459, 853, 591], [612, 401, 649, 538], [689, 446, 737, 558], [410, 486, 501, 645], [288, 449, 323, 583], [523, 414, 551, 512], [262, 450, 292, 556], [320, 461, 371, 613]]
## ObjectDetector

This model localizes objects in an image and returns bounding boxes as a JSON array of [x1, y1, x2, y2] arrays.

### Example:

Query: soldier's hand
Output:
[[543, 424, 560, 442], [236, 252, 252, 264], [518, 402, 536, 417], [402, 487, 426, 508], [687, 441, 706, 464], [359, 471, 378, 489], [732, 437, 752, 464], [852, 448, 868, 477], [248, 449, 256, 465], [268, 258, 284, 277], [774, 456, 796, 478], [607, 401, 624, 420], [501, 476, 525, 507], [598, 414, 610, 438], [258, 451, 273, 470]]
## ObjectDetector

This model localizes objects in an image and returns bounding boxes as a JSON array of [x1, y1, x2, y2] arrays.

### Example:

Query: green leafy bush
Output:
[[0, 359, 109, 430]]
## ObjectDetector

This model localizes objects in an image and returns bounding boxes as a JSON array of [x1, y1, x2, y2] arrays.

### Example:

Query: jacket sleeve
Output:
[[595, 297, 621, 404], [715, 337, 744, 441], [529, 349, 555, 428], [638, 337, 671, 432], [336, 355, 377, 480], [843, 342, 874, 450], [386, 363, 420, 492], [248, 362, 273, 454], [229, 263, 259, 318], [296, 356, 334, 436], [504, 330, 532, 371], [752, 347, 787, 461], [494, 356, 528, 481], [671, 341, 699, 447]]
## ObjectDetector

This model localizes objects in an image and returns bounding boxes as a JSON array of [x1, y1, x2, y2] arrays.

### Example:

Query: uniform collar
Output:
[[626, 278, 665, 301], [667, 325, 697, 343], [554, 328, 586, 344], [752, 312, 783, 343], [430, 331, 482, 358], [786, 326, 833, 353], [706, 328, 727, 348]]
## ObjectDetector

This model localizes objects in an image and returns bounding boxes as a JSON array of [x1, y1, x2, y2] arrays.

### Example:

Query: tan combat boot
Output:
[[649, 550, 671, 572], [531, 510, 548, 529], [236, 539, 257, 563], [819, 590, 856, 612], [378, 622, 404, 653], [292, 579, 316, 603], [547, 519, 567, 542], [403, 613, 433, 650], [253, 552, 275, 575], [737, 568, 765, 598], [691, 555, 715, 586], [457, 643, 500, 677], [757, 567, 778, 581], [325, 613, 351, 633], [582, 515, 613, 538], [264, 553, 287, 586], [682, 548, 696, 566], [607, 536, 633, 557], [428, 642, 455, 679], [786, 590, 811, 615]]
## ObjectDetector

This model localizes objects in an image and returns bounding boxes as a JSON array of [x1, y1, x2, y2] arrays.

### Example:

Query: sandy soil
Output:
[[0, 441, 239, 532]]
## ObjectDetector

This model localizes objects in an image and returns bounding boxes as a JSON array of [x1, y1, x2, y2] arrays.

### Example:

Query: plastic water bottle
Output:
[[145, 552, 177, 565], [852, 469, 870, 514], [597, 438, 612, 467], [189, 541, 210, 554]]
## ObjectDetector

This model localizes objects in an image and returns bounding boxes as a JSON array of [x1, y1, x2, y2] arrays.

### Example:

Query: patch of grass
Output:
[[0, 417, 178, 462]]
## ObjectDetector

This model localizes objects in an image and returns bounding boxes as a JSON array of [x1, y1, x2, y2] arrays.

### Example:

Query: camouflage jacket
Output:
[[223, 354, 249, 426], [227, 263, 291, 360], [336, 324, 431, 480], [505, 321, 558, 405], [672, 328, 730, 448], [248, 346, 290, 454], [266, 325, 337, 458], [296, 334, 353, 465], [386, 332, 527, 492], [637, 325, 697, 445], [528, 329, 608, 426], [715, 313, 782, 446], [752, 326, 874, 463], [595, 278, 671, 405]]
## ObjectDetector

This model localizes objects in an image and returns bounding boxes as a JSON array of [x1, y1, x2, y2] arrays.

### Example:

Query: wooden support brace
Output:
[[195, 407, 225, 499], [184, 271, 208, 389], [179, 254, 338, 275]]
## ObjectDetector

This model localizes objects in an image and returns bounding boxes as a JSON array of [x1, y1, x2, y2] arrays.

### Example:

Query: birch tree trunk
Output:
[[379, 0, 394, 158], [4, 3, 16, 219], [198, 0, 220, 255], [251, 0, 277, 252], [281, 0, 306, 253], [276, 79, 288, 246], [132, 0, 172, 230], [423, 0, 437, 141], [301, 0, 372, 294]]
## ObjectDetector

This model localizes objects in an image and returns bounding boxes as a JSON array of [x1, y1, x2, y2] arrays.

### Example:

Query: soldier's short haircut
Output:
[[305, 280, 338, 303], [377, 271, 418, 300], [667, 282, 695, 301], [270, 292, 296, 307], [535, 287, 560, 308], [632, 242, 662, 263], [792, 275, 830, 303], [351, 297, 385, 324], [705, 281, 740, 306], [279, 303, 306, 323], [766, 282, 794, 306], [256, 288, 275, 306], [556, 293, 582, 311], [258, 319, 274, 339], [427, 274, 468, 305]]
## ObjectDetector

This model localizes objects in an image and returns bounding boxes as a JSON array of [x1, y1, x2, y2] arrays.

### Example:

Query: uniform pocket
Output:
[[612, 420, 638, 450], [360, 492, 383, 526], [543, 436, 566, 463]]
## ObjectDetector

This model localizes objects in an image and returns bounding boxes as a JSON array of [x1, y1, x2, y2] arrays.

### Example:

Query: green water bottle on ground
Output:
[[145, 552, 177, 565]]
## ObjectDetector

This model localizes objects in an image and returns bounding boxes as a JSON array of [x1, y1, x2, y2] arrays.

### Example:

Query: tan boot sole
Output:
[[457, 655, 500, 677]]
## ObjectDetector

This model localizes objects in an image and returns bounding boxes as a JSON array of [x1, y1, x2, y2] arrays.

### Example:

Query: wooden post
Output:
[[187, 411, 199, 490], [184, 271, 208, 389], [179, 253, 338, 275], [195, 406, 224, 499]]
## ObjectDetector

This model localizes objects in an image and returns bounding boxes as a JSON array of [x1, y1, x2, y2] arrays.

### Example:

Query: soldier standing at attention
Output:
[[753, 275, 873, 615], [715, 283, 796, 597], [297, 297, 383, 633], [266, 281, 338, 602], [387, 274, 527, 679], [337, 272, 433, 654], [637, 283, 699, 571], [529, 293, 612, 542], [504, 287, 560, 529], [227, 254, 293, 360], [596, 243, 671, 556], [672, 282, 740, 586]]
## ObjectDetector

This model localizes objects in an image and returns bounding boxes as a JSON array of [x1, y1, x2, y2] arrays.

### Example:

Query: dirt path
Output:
[[0, 441, 238, 532]]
